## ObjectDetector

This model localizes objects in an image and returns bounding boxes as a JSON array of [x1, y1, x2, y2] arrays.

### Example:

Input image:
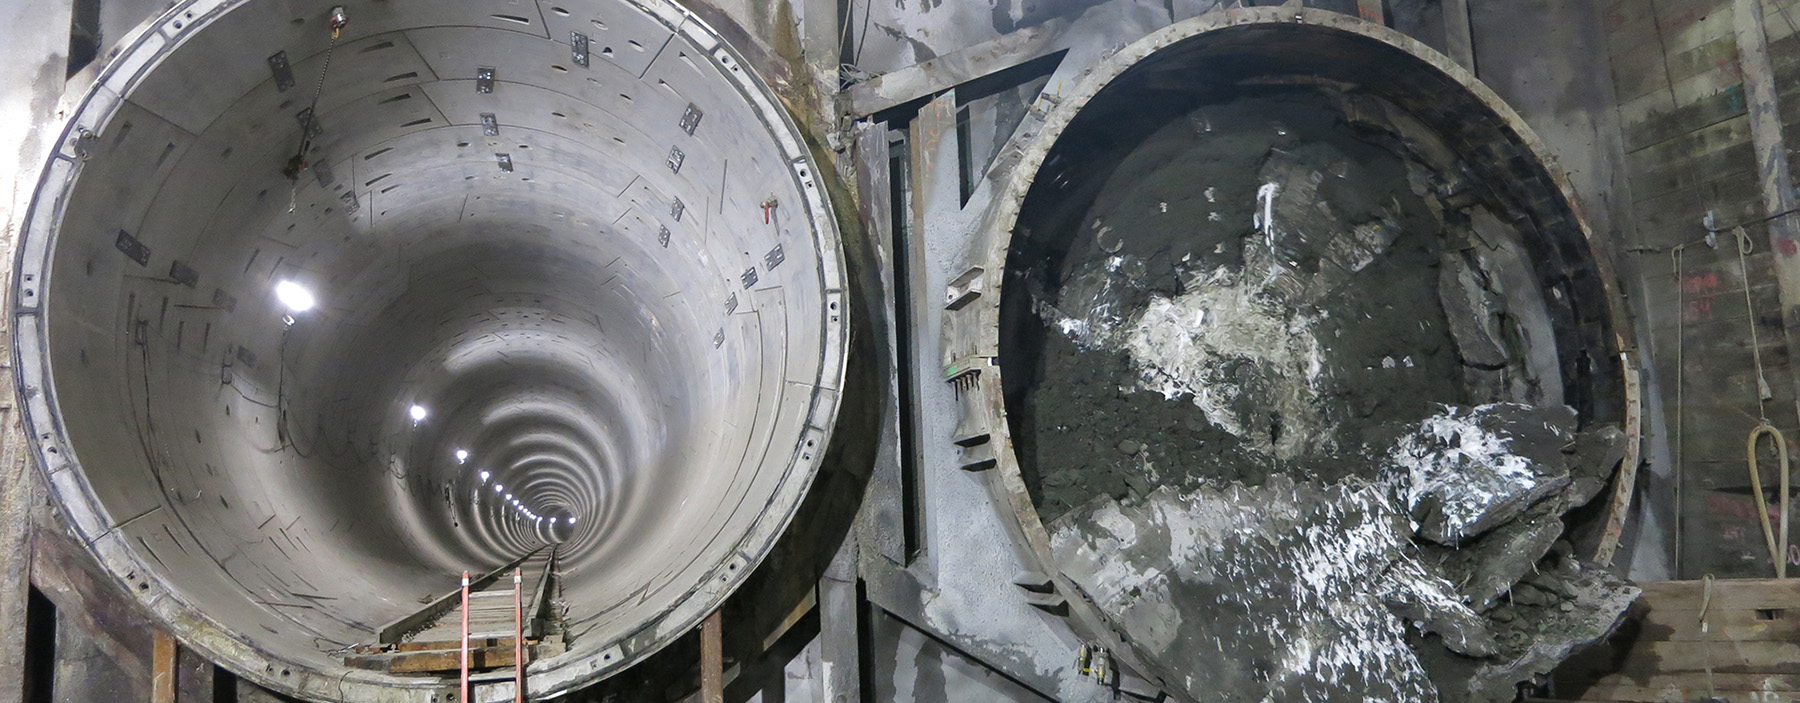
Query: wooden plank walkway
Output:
[[1549, 578, 1800, 702], [344, 548, 560, 675]]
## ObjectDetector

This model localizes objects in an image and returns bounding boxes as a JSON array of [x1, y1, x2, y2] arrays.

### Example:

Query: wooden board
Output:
[[353, 636, 529, 654], [1552, 579, 1800, 700], [1639, 605, 1800, 641], [343, 644, 539, 674], [374, 548, 542, 644], [1606, 640, 1800, 674], [1639, 579, 1800, 610], [152, 630, 178, 703], [1561, 672, 1800, 702]]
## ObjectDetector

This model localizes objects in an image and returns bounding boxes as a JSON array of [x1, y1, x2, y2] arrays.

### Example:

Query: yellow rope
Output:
[[1746, 423, 1791, 579], [1733, 225, 1791, 579]]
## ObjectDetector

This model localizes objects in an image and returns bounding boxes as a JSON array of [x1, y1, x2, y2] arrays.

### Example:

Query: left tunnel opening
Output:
[[15, 1, 847, 700]]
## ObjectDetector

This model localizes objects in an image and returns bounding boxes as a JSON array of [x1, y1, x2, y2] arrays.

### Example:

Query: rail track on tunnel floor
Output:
[[342, 548, 563, 675]]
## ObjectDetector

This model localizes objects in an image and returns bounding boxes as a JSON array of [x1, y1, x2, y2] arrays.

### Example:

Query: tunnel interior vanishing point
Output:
[[14, 0, 846, 699]]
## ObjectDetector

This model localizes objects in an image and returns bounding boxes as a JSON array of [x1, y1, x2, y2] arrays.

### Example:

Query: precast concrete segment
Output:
[[11, 1, 847, 701], [938, 7, 1633, 699]]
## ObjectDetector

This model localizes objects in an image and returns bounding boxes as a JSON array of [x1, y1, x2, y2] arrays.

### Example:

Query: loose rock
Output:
[[1430, 498, 1565, 612], [1392, 403, 1577, 544]]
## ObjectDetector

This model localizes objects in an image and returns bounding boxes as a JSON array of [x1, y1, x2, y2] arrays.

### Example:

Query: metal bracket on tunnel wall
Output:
[[680, 104, 704, 135], [266, 51, 294, 91], [115, 230, 151, 266], [952, 413, 996, 473], [570, 32, 590, 68], [944, 266, 984, 311]]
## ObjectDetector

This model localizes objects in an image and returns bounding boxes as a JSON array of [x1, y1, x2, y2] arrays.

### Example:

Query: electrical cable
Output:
[[1704, 204, 1800, 235]]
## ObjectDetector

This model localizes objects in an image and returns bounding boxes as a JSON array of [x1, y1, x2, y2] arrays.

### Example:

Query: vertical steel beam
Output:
[[1443, 0, 1476, 72], [852, 121, 910, 566], [152, 631, 178, 703], [902, 91, 962, 584], [817, 537, 862, 703], [1734, 0, 1800, 413]]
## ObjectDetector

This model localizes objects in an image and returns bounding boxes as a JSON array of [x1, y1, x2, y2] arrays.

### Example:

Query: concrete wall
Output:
[[1600, 0, 1800, 580]]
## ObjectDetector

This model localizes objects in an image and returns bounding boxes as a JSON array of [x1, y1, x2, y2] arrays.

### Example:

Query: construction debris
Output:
[[1048, 405, 1635, 703], [1010, 86, 1635, 702]]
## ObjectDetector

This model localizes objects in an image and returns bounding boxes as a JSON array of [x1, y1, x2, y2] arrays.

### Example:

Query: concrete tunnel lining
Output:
[[941, 7, 1634, 697], [13, 0, 847, 700]]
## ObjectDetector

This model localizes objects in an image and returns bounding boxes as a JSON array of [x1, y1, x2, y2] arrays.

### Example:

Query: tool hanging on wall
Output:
[[285, 6, 348, 210]]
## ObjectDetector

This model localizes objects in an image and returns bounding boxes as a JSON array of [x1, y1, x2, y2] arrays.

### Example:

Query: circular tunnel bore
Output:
[[1006, 86, 1486, 518], [965, 9, 1633, 702], [14, 1, 846, 700]]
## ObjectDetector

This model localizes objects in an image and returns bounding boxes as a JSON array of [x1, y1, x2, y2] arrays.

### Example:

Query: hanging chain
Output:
[[287, 7, 348, 211]]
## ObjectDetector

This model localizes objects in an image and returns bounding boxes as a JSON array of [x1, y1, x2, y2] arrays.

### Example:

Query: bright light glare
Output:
[[455, 449, 469, 463], [408, 404, 428, 422], [274, 280, 316, 313], [569, 517, 577, 525]]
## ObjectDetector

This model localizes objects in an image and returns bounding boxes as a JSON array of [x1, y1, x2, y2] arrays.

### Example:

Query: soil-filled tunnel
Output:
[[944, 8, 1639, 702], [12, 0, 846, 700]]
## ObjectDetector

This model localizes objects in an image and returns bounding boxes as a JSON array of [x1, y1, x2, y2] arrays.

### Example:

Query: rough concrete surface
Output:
[[0, 1, 71, 699]]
